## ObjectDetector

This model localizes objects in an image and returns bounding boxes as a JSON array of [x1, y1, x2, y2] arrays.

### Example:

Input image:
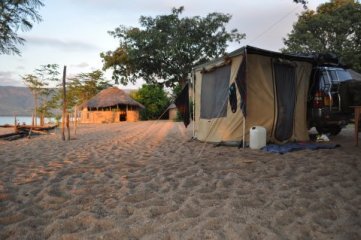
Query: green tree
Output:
[[101, 7, 245, 89], [65, 70, 112, 109], [22, 73, 46, 126], [294, 0, 308, 8], [0, 0, 44, 55], [282, 0, 361, 72], [132, 84, 170, 120], [35, 64, 60, 123], [22, 64, 60, 126]]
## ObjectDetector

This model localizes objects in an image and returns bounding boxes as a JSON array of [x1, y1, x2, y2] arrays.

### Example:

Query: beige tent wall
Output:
[[290, 61, 312, 142], [193, 51, 312, 143], [194, 55, 244, 142], [244, 54, 276, 142], [241, 54, 312, 143]]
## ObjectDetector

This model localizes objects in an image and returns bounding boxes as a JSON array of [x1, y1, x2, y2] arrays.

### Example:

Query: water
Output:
[[0, 116, 55, 125]]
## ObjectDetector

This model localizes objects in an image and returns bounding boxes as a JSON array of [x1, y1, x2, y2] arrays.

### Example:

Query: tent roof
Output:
[[82, 87, 144, 109], [192, 45, 315, 71], [191, 45, 354, 72]]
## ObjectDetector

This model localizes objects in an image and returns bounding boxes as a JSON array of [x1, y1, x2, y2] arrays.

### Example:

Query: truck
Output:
[[308, 65, 361, 135]]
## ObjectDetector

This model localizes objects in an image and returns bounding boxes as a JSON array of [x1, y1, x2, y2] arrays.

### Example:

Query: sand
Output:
[[0, 121, 360, 240]]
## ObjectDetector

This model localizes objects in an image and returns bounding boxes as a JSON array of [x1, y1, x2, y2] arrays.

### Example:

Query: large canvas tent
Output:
[[190, 46, 314, 144]]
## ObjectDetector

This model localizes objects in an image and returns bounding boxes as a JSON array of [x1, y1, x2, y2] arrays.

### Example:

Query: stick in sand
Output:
[[61, 66, 67, 141]]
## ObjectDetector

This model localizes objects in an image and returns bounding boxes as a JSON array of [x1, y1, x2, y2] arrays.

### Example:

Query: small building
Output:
[[167, 103, 178, 121], [80, 87, 144, 123]]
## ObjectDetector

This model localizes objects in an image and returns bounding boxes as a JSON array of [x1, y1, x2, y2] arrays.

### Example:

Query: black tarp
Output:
[[175, 84, 190, 127], [229, 82, 237, 113], [235, 51, 247, 117]]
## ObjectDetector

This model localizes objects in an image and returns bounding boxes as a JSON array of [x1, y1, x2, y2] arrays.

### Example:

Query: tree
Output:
[[131, 84, 170, 120], [65, 70, 112, 109], [22, 64, 60, 126], [294, 0, 308, 8], [0, 0, 44, 55], [101, 7, 245, 89], [22, 73, 46, 126], [282, 0, 361, 72], [35, 64, 60, 125]]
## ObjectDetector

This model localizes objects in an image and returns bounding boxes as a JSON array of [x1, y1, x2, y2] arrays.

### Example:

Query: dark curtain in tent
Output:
[[273, 62, 296, 142], [235, 52, 247, 117], [175, 84, 190, 127], [200, 64, 231, 119], [229, 82, 237, 113]]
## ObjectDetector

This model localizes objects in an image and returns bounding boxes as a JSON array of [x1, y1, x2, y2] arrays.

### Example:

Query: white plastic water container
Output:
[[249, 126, 266, 149]]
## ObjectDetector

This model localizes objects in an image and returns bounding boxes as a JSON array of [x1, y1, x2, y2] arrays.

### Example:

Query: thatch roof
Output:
[[167, 103, 177, 110], [81, 87, 144, 109]]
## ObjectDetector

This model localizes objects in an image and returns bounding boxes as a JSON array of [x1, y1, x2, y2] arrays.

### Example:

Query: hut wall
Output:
[[127, 110, 140, 122], [80, 109, 140, 123], [169, 108, 178, 121]]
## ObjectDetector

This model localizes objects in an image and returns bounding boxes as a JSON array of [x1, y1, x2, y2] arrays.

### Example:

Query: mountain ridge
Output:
[[0, 86, 137, 116], [0, 86, 34, 116]]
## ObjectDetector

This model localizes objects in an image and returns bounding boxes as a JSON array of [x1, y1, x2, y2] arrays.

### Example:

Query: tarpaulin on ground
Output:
[[261, 143, 340, 154]]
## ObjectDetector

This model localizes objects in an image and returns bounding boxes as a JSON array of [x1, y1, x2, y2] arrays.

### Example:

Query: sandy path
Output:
[[0, 121, 360, 239]]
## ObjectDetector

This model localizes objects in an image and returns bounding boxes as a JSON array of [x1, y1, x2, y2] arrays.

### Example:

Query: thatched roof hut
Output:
[[81, 87, 144, 110], [80, 87, 144, 123]]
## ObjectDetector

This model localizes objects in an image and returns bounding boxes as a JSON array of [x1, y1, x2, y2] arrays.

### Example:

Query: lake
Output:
[[0, 116, 55, 125]]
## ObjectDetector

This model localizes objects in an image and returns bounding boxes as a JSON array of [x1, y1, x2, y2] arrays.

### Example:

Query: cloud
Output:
[[17, 66, 26, 70], [70, 62, 90, 68], [24, 36, 100, 52], [0, 71, 24, 86], [77, 0, 172, 11]]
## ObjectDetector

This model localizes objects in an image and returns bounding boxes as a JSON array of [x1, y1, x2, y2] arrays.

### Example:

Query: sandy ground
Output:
[[0, 121, 360, 240]]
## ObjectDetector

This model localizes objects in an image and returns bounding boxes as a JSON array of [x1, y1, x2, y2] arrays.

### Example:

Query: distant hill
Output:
[[0, 86, 138, 116], [0, 86, 34, 116]]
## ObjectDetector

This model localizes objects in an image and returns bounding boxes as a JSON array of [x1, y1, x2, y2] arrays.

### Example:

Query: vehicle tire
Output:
[[316, 125, 342, 136]]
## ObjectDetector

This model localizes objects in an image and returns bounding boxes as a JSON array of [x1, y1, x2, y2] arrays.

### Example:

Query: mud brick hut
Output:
[[167, 103, 178, 121], [80, 87, 144, 123]]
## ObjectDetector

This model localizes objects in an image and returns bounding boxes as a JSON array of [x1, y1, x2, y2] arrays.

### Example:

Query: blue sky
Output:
[[0, 0, 327, 88]]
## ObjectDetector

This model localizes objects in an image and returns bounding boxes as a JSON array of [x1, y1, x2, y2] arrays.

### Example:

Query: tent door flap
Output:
[[273, 62, 296, 142]]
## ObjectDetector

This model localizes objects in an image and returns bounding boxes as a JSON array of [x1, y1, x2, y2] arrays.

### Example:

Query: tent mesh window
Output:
[[200, 64, 231, 119], [273, 62, 296, 142]]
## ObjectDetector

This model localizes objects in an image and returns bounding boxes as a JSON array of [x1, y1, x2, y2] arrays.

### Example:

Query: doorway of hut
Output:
[[119, 113, 127, 121], [118, 106, 127, 121]]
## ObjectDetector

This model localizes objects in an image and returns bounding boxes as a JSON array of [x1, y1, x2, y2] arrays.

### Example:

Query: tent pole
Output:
[[243, 116, 246, 149], [192, 72, 195, 139]]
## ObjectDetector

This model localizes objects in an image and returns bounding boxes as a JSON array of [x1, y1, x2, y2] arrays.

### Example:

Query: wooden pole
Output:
[[32, 113, 34, 128], [14, 113, 17, 133], [66, 113, 70, 141], [61, 66, 67, 141], [34, 93, 38, 127], [74, 106, 78, 137]]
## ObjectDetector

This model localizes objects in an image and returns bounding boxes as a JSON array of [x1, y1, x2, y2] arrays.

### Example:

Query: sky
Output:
[[0, 0, 328, 88]]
